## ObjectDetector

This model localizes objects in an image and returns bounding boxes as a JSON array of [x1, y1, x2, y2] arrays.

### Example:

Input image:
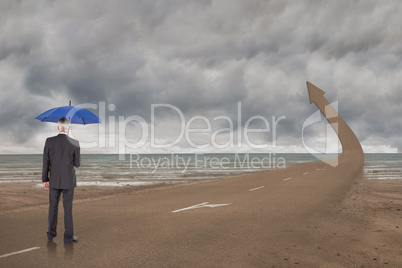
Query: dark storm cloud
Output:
[[0, 0, 401, 152]]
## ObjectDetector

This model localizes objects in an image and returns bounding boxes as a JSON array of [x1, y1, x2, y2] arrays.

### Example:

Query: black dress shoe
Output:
[[65, 236, 79, 244], [47, 232, 55, 242]]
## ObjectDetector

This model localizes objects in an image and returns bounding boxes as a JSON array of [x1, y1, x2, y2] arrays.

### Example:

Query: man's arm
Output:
[[42, 139, 50, 183], [73, 142, 80, 168]]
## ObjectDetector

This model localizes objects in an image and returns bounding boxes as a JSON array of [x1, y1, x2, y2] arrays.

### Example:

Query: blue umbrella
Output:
[[35, 101, 101, 125]]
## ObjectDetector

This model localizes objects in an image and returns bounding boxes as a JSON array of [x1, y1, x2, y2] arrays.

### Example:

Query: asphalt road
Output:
[[0, 156, 363, 267]]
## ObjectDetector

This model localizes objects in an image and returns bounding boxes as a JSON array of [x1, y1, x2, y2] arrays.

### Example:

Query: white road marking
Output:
[[172, 202, 231, 213], [172, 202, 208, 213], [0, 247, 40, 259], [283, 177, 293, 181], [303, 172, 309, 175], [249, 186, 265, 192]]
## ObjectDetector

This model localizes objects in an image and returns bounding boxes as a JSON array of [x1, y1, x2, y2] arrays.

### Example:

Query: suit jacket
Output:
[[42, 134, 80, 189]]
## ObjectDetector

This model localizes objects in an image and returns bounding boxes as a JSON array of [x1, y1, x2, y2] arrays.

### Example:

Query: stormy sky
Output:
[[0, 0, 401, 154]]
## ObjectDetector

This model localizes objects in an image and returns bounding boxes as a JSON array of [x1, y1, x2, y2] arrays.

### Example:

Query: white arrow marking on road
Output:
[[0, 247, 40, 259], [249, 186, 265, 192], [283, 177, 293, 181], [172, 202, 231, 213], [172, 202, 209, 213]]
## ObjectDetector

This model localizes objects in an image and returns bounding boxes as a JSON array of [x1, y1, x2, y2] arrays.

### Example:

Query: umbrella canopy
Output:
[[35, 105, 101, 125]]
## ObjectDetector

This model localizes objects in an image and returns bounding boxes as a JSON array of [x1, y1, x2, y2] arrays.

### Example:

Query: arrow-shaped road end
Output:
[[306, 81, 326, 105], [303, 81, 340, 166], [304, 81, 364, 165], [306, 81, 335, 119]]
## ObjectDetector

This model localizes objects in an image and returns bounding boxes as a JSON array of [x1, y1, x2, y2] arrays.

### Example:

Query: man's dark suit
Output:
[[42, 133, 80, 243]]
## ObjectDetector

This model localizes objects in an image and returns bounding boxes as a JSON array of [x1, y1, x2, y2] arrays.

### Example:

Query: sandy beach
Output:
[[1, 159, 402, 267]]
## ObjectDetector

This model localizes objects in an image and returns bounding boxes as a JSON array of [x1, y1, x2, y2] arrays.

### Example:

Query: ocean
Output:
[[0, 154, 401, 187]]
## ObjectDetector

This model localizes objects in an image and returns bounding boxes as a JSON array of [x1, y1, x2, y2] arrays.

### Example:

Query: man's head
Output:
[[58, 117, 70, 133]]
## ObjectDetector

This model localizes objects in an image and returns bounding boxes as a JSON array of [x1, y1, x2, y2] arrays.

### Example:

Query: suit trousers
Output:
[[47, 188, 74, 243]]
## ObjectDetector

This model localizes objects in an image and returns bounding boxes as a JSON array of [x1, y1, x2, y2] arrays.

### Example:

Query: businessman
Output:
[[42, 117, 80, 244]]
